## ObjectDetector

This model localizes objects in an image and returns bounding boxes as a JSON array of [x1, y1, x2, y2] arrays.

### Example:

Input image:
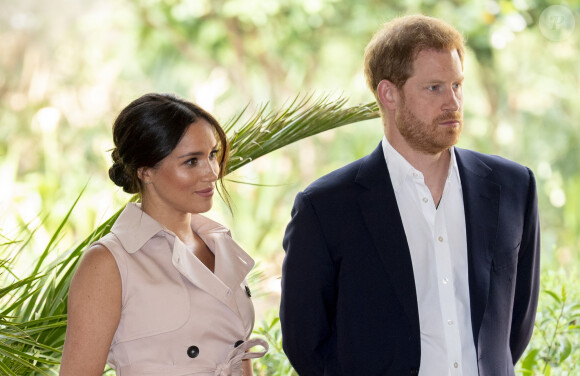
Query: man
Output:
[[280, 15, 540, 376]]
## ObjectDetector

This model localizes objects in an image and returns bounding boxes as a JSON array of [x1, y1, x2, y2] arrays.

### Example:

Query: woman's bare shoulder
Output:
[[82, 243, 117, 266], [69, 243, 121, 298]]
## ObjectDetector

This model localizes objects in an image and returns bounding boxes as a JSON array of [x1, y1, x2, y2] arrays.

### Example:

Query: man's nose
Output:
[[442, 88, 461, 112]]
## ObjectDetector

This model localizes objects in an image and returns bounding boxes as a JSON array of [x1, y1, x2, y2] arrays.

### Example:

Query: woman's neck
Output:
[[140, 200, 195, 245]]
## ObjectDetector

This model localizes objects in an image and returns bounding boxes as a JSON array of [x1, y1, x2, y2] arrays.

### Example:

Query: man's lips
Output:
[[440, 119, 461, 126], [437, 113, 462, 126], [195, 187, 214, 197]]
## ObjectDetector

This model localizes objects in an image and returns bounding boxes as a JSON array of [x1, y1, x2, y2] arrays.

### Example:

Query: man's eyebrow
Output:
[[423, 76, 464, 84]]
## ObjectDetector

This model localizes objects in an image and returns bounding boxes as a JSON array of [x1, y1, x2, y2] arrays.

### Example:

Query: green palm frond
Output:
[[225, 95, 378, 173], [0, 94, 379, 374]]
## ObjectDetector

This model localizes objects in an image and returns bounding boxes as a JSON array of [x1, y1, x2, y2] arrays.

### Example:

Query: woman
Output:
[[60, 93, 267, 376]]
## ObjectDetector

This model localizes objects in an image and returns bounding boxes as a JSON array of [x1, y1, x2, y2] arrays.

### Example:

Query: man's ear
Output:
[[377, 79, 398, 110]]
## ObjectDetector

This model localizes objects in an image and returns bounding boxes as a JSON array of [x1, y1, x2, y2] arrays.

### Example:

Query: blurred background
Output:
[[1, 0, 579, 374]]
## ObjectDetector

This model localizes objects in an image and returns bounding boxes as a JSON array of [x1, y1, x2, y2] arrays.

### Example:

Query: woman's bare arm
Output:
[[242, 359, 252, 375], [60, 245, 122, 376]]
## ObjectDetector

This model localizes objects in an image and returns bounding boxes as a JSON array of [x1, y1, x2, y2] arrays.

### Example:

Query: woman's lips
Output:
[[195, 187, 214, 198]]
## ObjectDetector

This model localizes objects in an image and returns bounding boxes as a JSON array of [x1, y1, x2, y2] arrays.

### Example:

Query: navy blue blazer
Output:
[[281, 142, 540, 376]]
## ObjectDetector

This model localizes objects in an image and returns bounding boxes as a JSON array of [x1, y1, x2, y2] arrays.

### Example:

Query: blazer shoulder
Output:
[[456, 148, 534, 182], [302, 155, 367, 197]]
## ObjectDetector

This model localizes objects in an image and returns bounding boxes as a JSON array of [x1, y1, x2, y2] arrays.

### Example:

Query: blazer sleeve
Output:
[[280, 191, 338, 375], [509, 168, 541, 362]]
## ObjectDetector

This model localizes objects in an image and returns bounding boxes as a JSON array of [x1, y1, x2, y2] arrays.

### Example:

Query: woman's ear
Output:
[[137, 167, 150, 185], [377, 79, 398, 111]]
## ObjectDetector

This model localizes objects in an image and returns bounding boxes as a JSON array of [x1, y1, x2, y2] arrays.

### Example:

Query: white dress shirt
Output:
[[382, 137, 479, 376]]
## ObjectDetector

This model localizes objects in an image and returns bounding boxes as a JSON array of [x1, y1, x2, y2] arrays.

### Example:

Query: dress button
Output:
[[187, 345, 199, 358], [234, 340, 244, 348]]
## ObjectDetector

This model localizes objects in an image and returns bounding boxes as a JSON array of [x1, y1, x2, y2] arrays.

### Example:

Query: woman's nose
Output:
[[202, 160, 219, 182]]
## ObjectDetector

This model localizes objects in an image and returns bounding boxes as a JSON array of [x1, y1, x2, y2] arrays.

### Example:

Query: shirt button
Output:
[[454, 362, 459, 368], [187, 345, 199, 358], [442, 277, 449, 284], [448, 320, 454, 325], [438, 236, 444, 242], [422, 197, 428, 203]]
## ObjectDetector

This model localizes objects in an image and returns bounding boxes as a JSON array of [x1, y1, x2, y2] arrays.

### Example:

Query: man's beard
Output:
[[395, 98, 463, 155]]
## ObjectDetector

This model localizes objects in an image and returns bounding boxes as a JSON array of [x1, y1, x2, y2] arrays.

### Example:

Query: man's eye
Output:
[[428, 85, 439, 91]]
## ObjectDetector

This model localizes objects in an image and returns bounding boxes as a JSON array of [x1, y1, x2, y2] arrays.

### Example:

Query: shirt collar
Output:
[[381, 136, 460, 192], [110, 202, 233, 254], [448, 145, 461, 190]]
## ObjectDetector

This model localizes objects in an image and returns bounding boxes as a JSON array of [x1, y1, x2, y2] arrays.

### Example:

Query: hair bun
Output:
[[109, 149, 138, 193]]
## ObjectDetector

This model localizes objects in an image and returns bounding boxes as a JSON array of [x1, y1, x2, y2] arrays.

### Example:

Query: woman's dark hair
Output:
[[108, 93, 231, 207]]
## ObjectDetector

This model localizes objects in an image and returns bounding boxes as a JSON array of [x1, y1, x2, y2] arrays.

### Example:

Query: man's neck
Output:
[[387, 134, 452, 206]]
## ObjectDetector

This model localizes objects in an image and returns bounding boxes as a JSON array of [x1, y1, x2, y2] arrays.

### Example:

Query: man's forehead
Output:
[[413, 48, 461, 61], [409, 49, 463, 77]]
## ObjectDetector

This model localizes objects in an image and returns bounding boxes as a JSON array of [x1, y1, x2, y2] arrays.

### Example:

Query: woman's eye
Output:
[[210, 150, 219, 159], [185, 158, 198, 166]]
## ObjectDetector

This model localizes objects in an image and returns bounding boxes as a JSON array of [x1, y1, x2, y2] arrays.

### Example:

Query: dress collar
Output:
[[110, 202, 255, 292], [110, 202, 164, 254]]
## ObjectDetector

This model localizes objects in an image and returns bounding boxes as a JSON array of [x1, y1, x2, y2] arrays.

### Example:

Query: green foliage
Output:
[[0, 189, 121, 375], [2, 0, 579, 266], [252, 313, 297, 376], [1, 0, 579, 374], [0, 95, 377, 374], [225, 95, 378, 174], [517, 269, 580, 375]]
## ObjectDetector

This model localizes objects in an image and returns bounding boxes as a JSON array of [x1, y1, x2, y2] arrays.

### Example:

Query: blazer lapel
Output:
[[355, 143, 420, 336], [455, 148, 500, 349]]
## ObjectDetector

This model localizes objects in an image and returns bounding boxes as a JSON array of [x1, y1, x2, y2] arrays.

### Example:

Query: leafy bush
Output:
[[518, 269, 580, 376], [252, 313, 297, 376]]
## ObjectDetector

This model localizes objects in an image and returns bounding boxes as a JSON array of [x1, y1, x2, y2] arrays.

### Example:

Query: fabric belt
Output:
[[116, 338, 269, 376], [214, 338, 269, 375]]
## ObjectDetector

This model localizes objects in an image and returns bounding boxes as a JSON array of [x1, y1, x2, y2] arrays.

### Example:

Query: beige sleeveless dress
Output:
[[95, 203, 267, 376]]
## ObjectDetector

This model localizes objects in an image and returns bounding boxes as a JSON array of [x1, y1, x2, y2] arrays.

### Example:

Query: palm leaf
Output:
[[225, 95, 378, 173], [0, 94, 379, 374]]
